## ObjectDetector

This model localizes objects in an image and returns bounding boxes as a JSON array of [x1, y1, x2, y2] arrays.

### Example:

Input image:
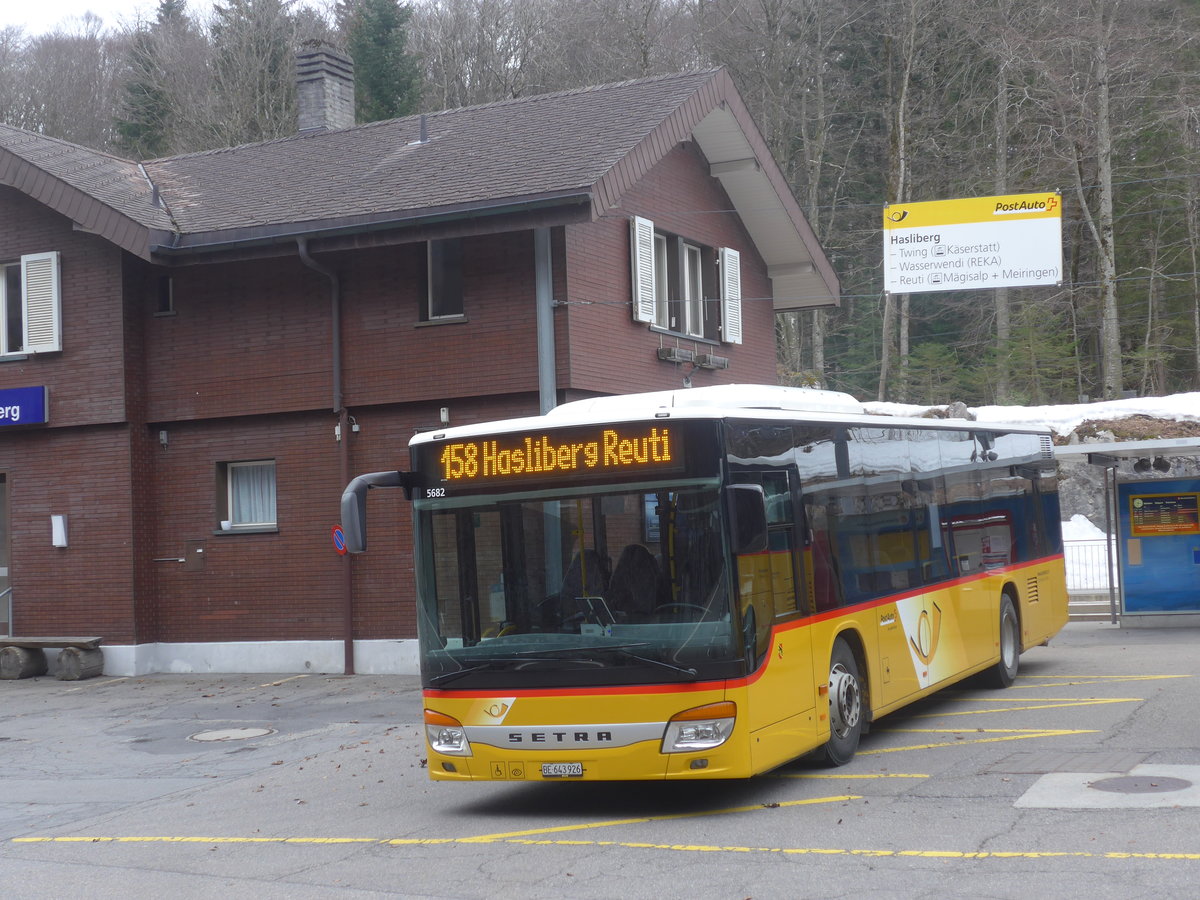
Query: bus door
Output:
[[732, 469, 815, 740]]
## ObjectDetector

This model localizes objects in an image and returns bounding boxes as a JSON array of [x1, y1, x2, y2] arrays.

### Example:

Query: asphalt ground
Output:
[[2, 621, 1199, 899]]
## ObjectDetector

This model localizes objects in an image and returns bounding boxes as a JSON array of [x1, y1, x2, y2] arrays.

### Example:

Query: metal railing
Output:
[[1063, 538, 1119, 592], [1063, 538, 1121, 622]]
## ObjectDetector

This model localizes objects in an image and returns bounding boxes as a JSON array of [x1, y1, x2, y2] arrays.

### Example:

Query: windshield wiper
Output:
[[427, 659, 513, 686], [511, 643, 698, 680], [427, 653, 609, 686], [605, 647, 699, 680], [431, 644, 700, 684], [511, 642, 652, 657]]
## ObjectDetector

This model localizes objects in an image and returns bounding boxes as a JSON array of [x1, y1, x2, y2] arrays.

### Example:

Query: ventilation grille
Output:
[[1039, 434, 1054, 458], [1026, 576, 1040, 604]]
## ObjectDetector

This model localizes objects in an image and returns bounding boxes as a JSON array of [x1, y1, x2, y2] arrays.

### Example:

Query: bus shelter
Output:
[[1055, 438, 1200, 628]]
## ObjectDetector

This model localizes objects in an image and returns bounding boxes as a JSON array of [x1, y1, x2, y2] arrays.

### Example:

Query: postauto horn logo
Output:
[[994, 195, 1058, 215]]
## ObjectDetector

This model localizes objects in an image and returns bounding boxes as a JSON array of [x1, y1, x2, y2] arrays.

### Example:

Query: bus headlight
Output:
[[661, 701, 736, 753], [425, 709, 472, 756]]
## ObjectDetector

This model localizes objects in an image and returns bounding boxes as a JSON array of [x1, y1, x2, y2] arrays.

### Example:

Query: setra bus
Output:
[[341, 385, 1068, 781]]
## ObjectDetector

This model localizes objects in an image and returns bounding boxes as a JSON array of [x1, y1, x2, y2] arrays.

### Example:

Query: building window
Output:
[[630, 217, 741, 344], [2, 265, 20, 353], [155, 276, 174, 316], [426, 238, 463, 319], [220, 460, 277, 529], [653, 233, 669, 329], [0, 251, 61, 355], [683, 242, 704, 337]]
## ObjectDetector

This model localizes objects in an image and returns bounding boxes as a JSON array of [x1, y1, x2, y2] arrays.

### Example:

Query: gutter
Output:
[[150, 193, 592, 258]]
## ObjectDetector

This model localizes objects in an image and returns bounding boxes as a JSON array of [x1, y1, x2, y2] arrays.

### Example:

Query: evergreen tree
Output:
[[337, 0, 420, 123], [903, 342, 963, 406], [114, 1, 185, 158]]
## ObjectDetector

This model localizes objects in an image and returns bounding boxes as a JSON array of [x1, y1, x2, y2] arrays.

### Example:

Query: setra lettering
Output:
[[507, 730, 615, 744]]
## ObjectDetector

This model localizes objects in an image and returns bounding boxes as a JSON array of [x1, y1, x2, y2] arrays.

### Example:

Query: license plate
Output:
[[541, 762, 583, 778]]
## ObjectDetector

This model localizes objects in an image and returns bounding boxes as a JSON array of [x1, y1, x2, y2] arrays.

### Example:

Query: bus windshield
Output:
[[415, 485, 743, 689]]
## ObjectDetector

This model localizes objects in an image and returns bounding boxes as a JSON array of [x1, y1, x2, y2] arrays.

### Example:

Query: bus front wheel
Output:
[[982, 593, 1020, 689], [818, 638, 863, 766]]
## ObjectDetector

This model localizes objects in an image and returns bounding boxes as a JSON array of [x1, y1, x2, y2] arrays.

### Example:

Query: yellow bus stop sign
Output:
[[882, 192, 1062, 294]]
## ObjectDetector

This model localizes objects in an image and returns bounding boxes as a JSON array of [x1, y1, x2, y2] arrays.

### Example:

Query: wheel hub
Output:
[[829, 664, 861, 736]]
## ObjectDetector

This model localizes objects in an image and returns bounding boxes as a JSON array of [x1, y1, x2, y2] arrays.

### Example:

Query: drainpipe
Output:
[[298, 237, 355, 675], [534, 227, 555, 414], [533, 227, 563, 586]]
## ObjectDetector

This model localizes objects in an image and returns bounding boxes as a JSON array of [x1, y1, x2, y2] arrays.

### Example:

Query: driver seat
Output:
[[606, 543, 660, 619]]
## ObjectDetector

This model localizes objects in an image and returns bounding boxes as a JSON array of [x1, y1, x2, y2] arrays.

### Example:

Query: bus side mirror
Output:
[[340, 471, 408, 553], [727, 483, 768, 555]]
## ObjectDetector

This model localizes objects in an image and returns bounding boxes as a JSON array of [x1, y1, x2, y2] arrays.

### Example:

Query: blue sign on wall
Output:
[[0, 386, 48, 426]]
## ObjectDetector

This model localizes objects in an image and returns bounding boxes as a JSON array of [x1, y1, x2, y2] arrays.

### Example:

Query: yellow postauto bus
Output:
[[341, 385, 1068, 781]]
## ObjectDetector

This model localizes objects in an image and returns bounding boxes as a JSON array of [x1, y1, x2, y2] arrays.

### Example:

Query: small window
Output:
[[683, 243, 704, 337], [653, 233, 669, 329], [0, 252, 61, 354], [219, 460, 277, 530], [156, 276, 174, 316], [2, 265, 21, 353], [427, 238, 463, 319]]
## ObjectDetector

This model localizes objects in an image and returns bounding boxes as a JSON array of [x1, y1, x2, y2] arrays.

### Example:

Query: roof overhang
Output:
[[690, 96, 839, 311], [0, 147, 155, 261]]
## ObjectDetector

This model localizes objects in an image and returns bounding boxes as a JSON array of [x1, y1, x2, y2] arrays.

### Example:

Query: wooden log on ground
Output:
[[0, 645, 49, 679], [56, 646, 104, 681]]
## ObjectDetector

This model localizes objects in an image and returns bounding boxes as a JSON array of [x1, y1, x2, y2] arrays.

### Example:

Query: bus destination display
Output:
[[428, 425, 683, 489]]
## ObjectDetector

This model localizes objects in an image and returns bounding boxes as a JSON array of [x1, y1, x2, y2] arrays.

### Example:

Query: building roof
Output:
[[0, 69, 838, 309]]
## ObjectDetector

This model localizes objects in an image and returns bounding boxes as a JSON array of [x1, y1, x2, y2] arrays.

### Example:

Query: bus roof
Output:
[[409, 385, 1050, 446]]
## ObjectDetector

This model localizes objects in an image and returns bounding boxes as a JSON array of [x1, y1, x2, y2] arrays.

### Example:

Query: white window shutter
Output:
[[719, 247, 742, 344], [23, 251, 61, 353], [630, 216, 656, 323]]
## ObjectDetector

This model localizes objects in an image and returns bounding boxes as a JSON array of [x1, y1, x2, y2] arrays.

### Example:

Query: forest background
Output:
[[3, 0, 1200, 408]]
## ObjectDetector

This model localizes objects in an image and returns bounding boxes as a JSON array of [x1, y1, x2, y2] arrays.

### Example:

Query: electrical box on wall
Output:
[[185, 540, 206, 572]]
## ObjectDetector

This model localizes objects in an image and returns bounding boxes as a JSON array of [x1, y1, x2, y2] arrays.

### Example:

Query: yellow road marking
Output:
[[499, 839, 1200, 860], [450, 794, 860, 842], [260, 674, 310, 688], [860, 727, 1096, 755], [12, 835, 1200, 861], [1009, 674, 1191, 688], [775, 772, 929, 780], [911, 697, 1140, 717], [949, 696, 1141, 701], [1020, 674, 1190, 680], [12, 796, 861, 849]]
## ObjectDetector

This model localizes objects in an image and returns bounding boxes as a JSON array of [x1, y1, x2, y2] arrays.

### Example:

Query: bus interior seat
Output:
[[559, 549, 607, 601], [607, 543, 660, 619]]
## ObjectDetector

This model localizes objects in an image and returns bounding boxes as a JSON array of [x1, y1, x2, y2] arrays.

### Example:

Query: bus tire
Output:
[[818, 637, 863, 767], [983, 592, 1020, 689]]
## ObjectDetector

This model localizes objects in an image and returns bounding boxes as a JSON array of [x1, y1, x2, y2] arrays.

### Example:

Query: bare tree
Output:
[[6, 16, 125, 149]]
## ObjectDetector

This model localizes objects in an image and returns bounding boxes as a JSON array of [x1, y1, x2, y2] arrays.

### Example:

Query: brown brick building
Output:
[[0, 62, 838, 674]]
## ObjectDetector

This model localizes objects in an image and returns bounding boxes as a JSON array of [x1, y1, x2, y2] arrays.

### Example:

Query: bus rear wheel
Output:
[[817, 638, 863, 766], [982, 593, 1019, 689]]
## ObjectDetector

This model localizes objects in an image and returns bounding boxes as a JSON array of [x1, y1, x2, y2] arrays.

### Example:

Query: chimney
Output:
[[296, 42, 355, 134]]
